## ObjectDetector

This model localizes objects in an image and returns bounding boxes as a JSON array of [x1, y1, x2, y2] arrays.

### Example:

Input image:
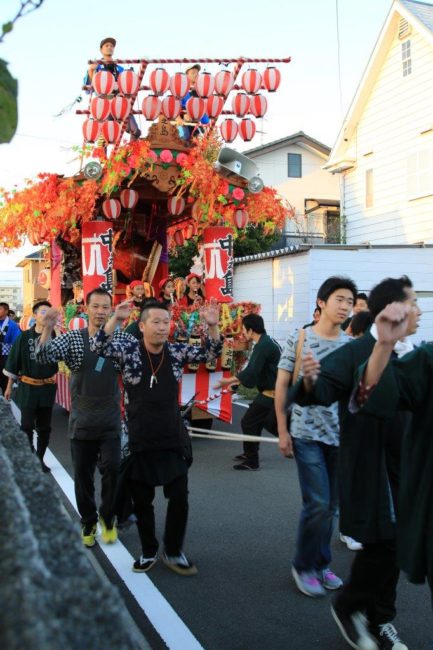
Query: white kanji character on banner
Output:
[[82, 235, 107, 276], [204, 242, 225, 279]]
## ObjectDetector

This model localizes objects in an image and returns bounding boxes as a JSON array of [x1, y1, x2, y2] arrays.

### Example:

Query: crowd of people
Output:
[[1, 271, 432, 650]]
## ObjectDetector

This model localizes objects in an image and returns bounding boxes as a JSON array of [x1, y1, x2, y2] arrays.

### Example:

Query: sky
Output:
[[0, 0, 394, 284]]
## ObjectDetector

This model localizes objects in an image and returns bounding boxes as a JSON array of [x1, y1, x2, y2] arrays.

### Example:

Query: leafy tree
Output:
[[169, 224, 281, 278], [0, 1, 45, 143], [233, 223, 281, 258], [169, 240, 198, 278]]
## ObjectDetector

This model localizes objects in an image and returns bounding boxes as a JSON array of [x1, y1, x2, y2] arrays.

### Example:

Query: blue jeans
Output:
[[292, 438, 339, 573]]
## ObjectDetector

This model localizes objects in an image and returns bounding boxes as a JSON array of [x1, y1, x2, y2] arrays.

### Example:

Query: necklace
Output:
[[145, 345, 165, 388]]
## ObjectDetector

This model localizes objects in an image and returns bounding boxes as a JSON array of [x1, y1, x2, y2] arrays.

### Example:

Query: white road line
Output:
[[10, 403, 204, 650]]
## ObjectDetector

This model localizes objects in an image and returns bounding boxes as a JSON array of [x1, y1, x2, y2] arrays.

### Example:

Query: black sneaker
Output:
[[132, 554, 157, 573], [40, 461, 51, 473], [162, 551, 198, 576], [233, 453, 249, 461], [331, 604, 379, 650], [371, 623, 408, 650], [233, 461, 259, 471]]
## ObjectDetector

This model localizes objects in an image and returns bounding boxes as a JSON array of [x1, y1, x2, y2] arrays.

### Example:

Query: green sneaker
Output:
[[81, 523, 97, 548], [100, 517, 118, 544]]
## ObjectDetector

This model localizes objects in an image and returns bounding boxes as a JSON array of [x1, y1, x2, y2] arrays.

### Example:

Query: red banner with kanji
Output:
[[203, 226, 234, 303], [81, 221, 114, 299]]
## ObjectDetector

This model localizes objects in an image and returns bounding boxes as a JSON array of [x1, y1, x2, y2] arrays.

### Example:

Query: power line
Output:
[[15, 132, 76, 145], [335, 0, 344, 117]]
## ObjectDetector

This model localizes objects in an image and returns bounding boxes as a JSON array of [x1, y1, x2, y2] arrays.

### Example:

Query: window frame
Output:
[[287, 152, 302, 178], [402, 39, 412, 77]]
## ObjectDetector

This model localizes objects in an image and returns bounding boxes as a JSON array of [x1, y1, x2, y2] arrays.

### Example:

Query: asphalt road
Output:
[[49, 404, 432, 650]]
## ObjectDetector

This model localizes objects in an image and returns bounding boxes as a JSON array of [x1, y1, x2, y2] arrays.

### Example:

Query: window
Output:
[[407, 148, 433, 199], [288, 153, 302, 178], [365, 169, 374, 208], [402, 40, 412, 77]]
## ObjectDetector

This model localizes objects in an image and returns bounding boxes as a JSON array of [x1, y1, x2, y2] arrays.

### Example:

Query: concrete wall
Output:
[[234, 246, 433, 346], [0, 400, 144, 650]]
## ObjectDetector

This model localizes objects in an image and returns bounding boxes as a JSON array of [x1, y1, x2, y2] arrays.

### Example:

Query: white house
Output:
[[326, 0, 433, 245], [244, 133, 341, 244]]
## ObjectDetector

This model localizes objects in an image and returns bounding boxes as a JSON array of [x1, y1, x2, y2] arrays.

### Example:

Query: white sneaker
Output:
[[340, 533, 363, 551]]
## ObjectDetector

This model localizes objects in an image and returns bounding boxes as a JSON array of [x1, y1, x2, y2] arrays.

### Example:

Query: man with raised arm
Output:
[[36, 288, 125, 548], [354, 302, 433, 619], [90, 298, 222, 576]]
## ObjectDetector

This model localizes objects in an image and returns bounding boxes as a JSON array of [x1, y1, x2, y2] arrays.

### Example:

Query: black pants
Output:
[[241, 400, 276, 463], [70, 438, 121, 527], [0, 356, 7, 395], [21, 406, 53, 460], [129, 473, 189, 557], [335, 540, 400, 626]]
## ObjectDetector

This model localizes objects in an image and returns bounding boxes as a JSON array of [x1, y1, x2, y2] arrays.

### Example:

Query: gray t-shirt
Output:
[[278, 327, 349, 446]]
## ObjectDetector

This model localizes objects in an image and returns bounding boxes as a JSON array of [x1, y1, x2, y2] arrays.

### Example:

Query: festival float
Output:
[[0, 56, 290, 422]]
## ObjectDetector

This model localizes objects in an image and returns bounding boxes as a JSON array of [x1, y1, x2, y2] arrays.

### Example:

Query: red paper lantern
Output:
[[82, 119, 101, 142], [263, 66, 281, 92], [117, 70, 140, 95], [232, 93, 250, 117], [220, 119, 238, 142], [101, 121, 121, 143], [102, 199, 121, 220], [242, 69, 262, 95], [173, 229, 185, 246], [238, 118, 256, 142], [215, 70, 235, 96], [141, 95, 161, 120], [169, 72, 190, 98], [120, 189, 139, 210], [68, 317, 88, 331], [92, 70, 115, 95], [233, 209, 249, 229], [195, 72, 215, 98], [185, 97, 206, 121], [162, 95, 181, 119], [206, 95, 224, 118], [90, 97, 111, 121], [183, 223, 195, 239], [20, 316, 35, 331], [191, 201, 202, 220], [110, 96, 130, 121], [249, 94, 268, 118], [167, 196, 185, 216], [27, 231, 39, 246], [150, 67, 170, 95]]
